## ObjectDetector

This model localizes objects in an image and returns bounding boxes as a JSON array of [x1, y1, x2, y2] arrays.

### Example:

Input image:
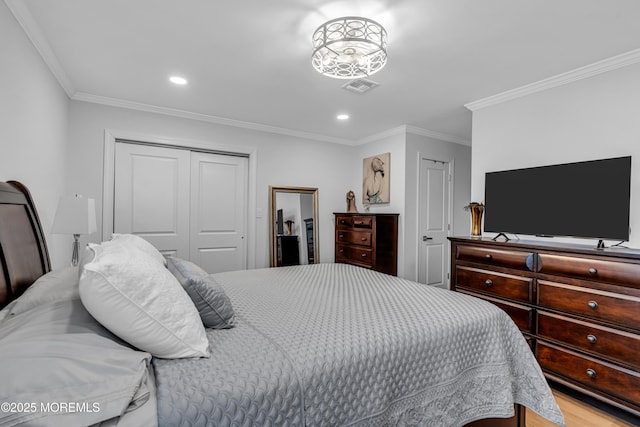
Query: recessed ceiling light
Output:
[[337, 114, 349, 120], [169, 76, 188, 85]]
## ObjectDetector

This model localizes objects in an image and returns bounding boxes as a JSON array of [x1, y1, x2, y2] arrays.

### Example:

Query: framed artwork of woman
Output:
[[363, 152, 390, 204]]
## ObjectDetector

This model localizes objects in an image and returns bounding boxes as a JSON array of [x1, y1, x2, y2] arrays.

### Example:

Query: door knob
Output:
[[423, 236, 433, 241]]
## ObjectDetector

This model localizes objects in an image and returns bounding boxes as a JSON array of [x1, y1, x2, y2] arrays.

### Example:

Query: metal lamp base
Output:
[[71, 234, 80, 266]]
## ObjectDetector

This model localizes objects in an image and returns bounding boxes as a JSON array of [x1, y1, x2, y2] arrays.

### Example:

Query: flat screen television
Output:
[[484, 156, 631, 242]]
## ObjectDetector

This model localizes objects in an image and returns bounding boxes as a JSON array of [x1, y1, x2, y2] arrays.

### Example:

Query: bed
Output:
[[0, 180, 565, 426]]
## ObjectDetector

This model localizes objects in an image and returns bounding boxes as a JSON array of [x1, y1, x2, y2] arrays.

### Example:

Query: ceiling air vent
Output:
[[341, 78, 380, 94]]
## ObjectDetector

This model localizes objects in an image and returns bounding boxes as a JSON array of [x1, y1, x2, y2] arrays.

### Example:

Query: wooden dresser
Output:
[[449, 236, 640, 416], [276, 235, 299, 266], [334, 213, 398, 276]]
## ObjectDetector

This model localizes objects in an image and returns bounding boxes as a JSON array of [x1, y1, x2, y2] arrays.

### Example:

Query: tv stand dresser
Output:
[[449, 236, 640, 416]]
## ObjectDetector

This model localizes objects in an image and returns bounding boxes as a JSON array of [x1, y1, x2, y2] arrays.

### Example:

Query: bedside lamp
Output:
[[52, 194, 97, 266]]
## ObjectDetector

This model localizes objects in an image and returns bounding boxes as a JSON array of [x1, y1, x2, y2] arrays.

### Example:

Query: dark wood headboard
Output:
[[0, 181, 51, 308]]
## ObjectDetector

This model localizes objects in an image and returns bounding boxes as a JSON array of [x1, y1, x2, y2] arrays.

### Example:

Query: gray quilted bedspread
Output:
[[153, 263, 565, 426]]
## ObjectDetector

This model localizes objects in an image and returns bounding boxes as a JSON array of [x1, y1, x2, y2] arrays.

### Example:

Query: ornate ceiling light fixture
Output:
[[312, 16, 388, 79]]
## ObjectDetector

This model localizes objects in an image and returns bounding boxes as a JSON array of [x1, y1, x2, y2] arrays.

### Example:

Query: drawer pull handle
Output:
[[587, 301, 599, 310], [587, 334, 597, 344], [361, 253, 367, 258], [354, 221, 363, 225], [485, 254, 492, 260], [485, 279, 493, 287], [588, 267, 598, 275], [361, 237, 367, 241], [339, 249, 344, 253], [586, 368, 597, 379], [339, 234, 344, 238]]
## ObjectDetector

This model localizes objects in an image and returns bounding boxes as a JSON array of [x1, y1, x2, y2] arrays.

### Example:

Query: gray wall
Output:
[[2, 1, 473, 274], [0, 2, 69, 266], [348, 129, 472, 280], [471, 62, 640, 248], [404, 133, 472, 282], [67, 101, 353, 269]]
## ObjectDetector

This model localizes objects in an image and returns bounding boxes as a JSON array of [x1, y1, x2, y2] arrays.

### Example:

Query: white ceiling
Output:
[[9, 0, 640, 145]]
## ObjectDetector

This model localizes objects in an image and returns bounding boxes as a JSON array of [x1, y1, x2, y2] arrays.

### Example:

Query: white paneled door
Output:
[[190, 151, 247, 273], [417, 159, 450, 289], [114, 142, 248, 273], [114, 143, 191, 258]]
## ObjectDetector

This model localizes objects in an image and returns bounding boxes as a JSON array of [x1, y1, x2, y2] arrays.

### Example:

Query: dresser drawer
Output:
[[537, 311, 640, 368], [459, 290, 533, 333], [538, 253, 640, 287], [455, 266, 533, 303], [335, 244, 374, 268], [538, 280, 640, 330], [456, 245, 534, 271], [351, 216, 373, 228], [336, 230, 372, 247], [537, 341, 640, 405], [335, 213, 398, 276], [488, 297, 534, 333], [335, 215, 373, 229], [335, 216, 353, 228]]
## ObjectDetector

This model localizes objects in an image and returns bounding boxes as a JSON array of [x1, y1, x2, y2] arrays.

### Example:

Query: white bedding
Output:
[[0, 262, 565, 426], [0, 299, 155, 426], [153, 263, 565, 426]]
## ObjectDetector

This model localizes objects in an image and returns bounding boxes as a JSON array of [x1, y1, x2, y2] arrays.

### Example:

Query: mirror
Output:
[[269, 186, 319, 267]]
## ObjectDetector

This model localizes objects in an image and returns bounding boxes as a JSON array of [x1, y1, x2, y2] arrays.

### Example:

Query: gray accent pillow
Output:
[[167, 257, 236, 329]]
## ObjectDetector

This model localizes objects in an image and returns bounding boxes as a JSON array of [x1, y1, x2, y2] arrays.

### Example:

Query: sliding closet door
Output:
[[190, 152, 248, 273], [113, 142, 249, 272], [114, 143, 190, 257]]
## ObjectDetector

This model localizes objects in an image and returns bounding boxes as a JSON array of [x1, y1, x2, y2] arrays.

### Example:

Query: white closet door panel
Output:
[[418, 160, 450, 289], [114, 143, 190, 258], [190, 152, 248, 273], [130, 157, 180, 232], [197, 248, 240, 273]]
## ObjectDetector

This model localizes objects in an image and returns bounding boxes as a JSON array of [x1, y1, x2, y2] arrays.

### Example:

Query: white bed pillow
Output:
[[111, 233, 167, 266], [79, 240, 209, 359], [0, 301, 16, 324], [10, 266, 80, 316]]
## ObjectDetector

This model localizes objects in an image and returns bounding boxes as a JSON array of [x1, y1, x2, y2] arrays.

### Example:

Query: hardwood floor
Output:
[[526, 389, 639, 427]]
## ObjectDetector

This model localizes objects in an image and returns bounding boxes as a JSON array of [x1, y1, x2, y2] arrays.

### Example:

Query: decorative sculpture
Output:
[[346, 190, 358, 213]]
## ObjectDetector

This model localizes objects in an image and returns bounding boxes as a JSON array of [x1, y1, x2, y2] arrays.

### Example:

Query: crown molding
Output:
[[5, 0, 76, 97], [404, 125, 471, 146], [9, 0, 471, 148], [356, 125, 470, 146], [465, 48, 640, 111], [72, 92, 354, 145], [355, 125, 407, 145]]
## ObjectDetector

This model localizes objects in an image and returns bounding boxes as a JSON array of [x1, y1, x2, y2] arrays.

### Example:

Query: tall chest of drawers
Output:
[[449, 237, 640, 416], [334, 213, 398, 276]]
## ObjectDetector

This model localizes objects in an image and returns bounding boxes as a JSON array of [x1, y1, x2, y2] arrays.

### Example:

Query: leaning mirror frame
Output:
[[269, 186, 319, 267]]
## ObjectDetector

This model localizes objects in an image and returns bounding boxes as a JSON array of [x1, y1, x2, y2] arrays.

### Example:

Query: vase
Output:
[[285, 220, 294, 235], [469, 203, 484, 236]]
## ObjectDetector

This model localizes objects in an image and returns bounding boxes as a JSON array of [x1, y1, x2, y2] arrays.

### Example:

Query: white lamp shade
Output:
[[52, 195, 97, 235]]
